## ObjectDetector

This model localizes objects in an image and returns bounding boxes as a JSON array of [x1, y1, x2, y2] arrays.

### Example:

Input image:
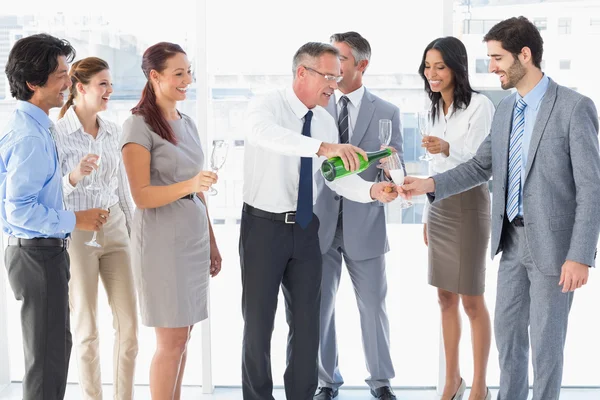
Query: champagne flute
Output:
[[418, 110, 433, 162], [85, 177, 117, 248], [386, 153, 413, 209], [206, 140, 229, 196], [86, 138, 103, 191], [379, 119, 392, 146]]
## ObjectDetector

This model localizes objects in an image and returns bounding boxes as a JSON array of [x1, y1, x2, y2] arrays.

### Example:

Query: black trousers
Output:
[[239, 209, 322, 400], [4, 244, 71, 400]]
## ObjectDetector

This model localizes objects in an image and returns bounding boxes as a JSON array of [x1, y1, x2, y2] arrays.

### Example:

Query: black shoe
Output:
[[370, 386, 397, 400], [314, 387, 338, 400]]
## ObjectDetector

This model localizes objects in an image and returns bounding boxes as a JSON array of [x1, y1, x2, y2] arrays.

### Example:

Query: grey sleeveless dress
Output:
[[121, 113, 210, 327]]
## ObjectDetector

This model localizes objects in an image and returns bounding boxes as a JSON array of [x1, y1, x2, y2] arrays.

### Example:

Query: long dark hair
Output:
[[5, 33, 75, 101], [59, 57, 109, 119], [418, 36, 475, 124], [131, 42, 186, 144]]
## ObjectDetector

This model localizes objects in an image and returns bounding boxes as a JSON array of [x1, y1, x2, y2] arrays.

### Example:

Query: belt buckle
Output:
[[284, 212, 296, 224], [63, 238, 70, 250]]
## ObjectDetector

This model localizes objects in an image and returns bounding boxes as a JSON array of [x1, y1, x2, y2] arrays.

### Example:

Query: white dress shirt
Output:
[[334, 85, 365, 141], [423, 92, 495, 223], [244, 87, 374, 213], [54, 106, 134, 232]]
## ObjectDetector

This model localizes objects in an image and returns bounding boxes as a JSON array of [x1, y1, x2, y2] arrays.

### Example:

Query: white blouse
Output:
[[422, 92, 495, 223], [54, 106, 134, 232]]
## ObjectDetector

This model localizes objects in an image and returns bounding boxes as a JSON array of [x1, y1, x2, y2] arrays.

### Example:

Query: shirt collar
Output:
[[285, 87, 313, 120], [16, 100, 52, 130], [63, 105, 114, 136], [335, 85, 364, 108], [518, 73, 549, 111]]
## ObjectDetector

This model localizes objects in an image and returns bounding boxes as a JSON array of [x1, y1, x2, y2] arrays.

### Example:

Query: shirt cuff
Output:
[[56, 210, 76, 235], [62, 174, 76, 197]]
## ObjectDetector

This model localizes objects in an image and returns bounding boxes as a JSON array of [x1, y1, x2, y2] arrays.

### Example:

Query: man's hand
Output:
[[559, 260, 590, 292], [423, 136, 449, 157], [423, 223, 428, 246], [75, 208, 109, 231], [370, 182, 398, 203], [318, 142, 368, 172], [398, 177, 436, 200]]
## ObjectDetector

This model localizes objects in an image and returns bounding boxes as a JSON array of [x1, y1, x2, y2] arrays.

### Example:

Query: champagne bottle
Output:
[[321, 148, 392, 182]]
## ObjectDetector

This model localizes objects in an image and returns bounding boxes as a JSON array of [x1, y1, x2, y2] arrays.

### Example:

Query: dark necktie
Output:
[[296, 110, 313, 229], [338, 96, 350, 144]]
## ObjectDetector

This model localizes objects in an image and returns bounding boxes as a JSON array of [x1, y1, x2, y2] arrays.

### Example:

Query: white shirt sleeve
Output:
[[62, 174, 77, 197], [245, 93, 323, 157], [445, 96, 495, 165]]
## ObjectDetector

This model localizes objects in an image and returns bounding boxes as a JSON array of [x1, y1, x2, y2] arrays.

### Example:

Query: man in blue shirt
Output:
[[1, 34, 109, 400]]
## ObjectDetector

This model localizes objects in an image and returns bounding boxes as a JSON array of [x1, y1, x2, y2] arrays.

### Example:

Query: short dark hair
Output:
[[419, 37, 476, 124], [5, 33, 76, 101], [330, 31, 371, 65], [292, 42, 339, 76], [483, 16, 543, 69]]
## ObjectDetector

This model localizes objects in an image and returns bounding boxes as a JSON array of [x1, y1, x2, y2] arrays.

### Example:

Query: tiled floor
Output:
[[1, 384, 600, 399]]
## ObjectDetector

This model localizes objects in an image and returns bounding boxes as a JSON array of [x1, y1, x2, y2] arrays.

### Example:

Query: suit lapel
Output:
[[326, 95, 337, 121], [500, 94, 516, 193], [352, 89, 375, 146], [523, 80, 557, 182]]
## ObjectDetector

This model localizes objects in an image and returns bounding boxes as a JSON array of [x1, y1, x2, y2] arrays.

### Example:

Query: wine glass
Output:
[[206, 140, 229, 196], [386, 153, 413, 209], [418, 110, 433, 162], [85, 177, 117, 248], [379, 119, 392, 146], [86, 138, 103, 191]]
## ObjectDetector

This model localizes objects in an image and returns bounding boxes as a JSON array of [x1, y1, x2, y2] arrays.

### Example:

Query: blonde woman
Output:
[[55, 57, 138, 400]]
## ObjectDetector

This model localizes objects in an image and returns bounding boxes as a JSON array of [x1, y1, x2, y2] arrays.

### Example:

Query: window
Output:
[[558, 17, 572, 34], [534, 17, 547, 31], [476, 59, 490, 74], [560, 59, 571, 70], [590, 18, 600, 34]]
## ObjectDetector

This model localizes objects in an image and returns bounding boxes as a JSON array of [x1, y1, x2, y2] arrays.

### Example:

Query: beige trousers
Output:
[[68, 205, 138, 400]]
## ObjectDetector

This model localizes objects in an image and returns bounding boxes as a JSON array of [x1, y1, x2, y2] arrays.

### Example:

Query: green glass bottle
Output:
[[321, 148, 392, 182]]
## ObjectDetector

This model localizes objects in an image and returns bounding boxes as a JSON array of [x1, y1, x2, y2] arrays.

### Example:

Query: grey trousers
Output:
[[495, 223, 574, 400], [318, 223, 394, 390], [5, 244, 72, 400]]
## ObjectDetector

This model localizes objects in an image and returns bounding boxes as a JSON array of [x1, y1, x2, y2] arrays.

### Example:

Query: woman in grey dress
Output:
[[121, 42, 221, 399]]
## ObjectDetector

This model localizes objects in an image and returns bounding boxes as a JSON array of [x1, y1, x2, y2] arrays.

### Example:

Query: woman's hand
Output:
[[69, 154, 99, 186], [209, 240, 222, 277], [422, 136, 449, 157], [191, 171, 218, 192]]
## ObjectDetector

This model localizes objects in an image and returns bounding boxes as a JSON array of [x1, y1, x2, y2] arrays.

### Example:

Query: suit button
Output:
[[334, 195, 340, 201]]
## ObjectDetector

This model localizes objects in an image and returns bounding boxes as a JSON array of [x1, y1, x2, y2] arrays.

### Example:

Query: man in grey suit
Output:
[[313, 32, 404, 400], [401, 17, 600, 400]]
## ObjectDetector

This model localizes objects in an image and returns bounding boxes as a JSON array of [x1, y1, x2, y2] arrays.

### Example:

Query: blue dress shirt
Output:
[[514, 74, 550, 217], [0, 101, 75, 238]]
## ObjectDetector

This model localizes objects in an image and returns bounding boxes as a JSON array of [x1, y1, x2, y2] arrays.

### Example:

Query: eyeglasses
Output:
[[303, 66, 343, 83]]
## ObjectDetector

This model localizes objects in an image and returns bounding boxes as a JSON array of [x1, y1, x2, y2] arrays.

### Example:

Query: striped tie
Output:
[[338, 96, 349, 144], [506, 98, 527, 222]]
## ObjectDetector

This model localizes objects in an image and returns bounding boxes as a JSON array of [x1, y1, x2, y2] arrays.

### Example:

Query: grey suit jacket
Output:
[[432, 79, 600, 275], [314, 88, 404, 261]]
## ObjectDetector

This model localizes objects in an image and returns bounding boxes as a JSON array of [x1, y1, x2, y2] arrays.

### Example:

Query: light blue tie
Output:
[[506, 98, 527, 222]]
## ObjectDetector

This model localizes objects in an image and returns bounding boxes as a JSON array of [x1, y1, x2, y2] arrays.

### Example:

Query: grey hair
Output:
[[329, 31, 371, 68], [292, 42, 340, 77]]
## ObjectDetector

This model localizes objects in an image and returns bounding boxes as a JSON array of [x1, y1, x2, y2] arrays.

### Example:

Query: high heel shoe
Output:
[[451, 378, 466, 400]]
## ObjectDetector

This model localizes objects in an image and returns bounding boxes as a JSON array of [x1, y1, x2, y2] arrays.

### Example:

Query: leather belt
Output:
[[511, 216, 525, 227], [181, 194, 196, 200], [8, 237, 69, 248], [243, 203, 296, 224]]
